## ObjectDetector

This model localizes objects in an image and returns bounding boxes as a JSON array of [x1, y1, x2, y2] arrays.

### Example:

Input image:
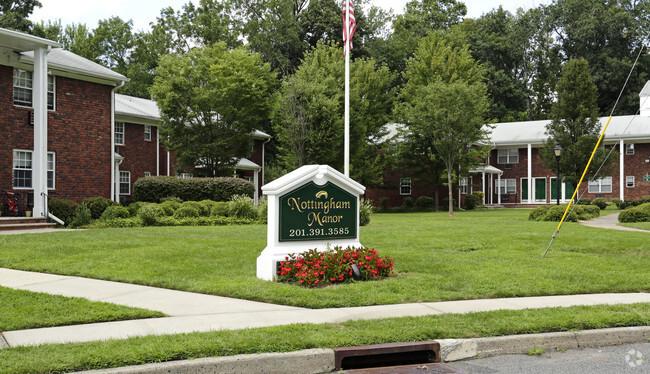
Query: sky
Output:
[[30, 0, 553, 33]]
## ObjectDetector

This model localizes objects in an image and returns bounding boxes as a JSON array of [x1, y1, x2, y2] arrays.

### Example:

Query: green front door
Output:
[[522, 178, 528, 201], [564, 182, 575, 200], [535, 178, 546, 201]]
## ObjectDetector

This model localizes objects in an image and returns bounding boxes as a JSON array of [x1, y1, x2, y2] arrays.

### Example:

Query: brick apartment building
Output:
[[1, 28, 269, 218], [368, 86, 650, 208]]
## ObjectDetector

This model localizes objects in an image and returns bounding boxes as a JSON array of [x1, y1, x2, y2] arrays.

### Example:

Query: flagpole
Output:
[[344, 1, 350, 177]]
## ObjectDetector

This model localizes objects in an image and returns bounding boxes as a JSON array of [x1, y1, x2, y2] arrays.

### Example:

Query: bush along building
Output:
[[368, 84, 650, 209], [0, 28, 269, 218]]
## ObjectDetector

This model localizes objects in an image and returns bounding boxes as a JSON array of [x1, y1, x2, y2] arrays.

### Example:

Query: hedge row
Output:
[[132, 176, 255, 203], [612, 196, 650, 210], [528, 204, 600, 222], [90, 216, 258, 228], [618, 202, 650, 223]]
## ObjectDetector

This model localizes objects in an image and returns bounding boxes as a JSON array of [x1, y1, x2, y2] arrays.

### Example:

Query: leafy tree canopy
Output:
[[0, 0, 41, 32], [151, 42, 277, 177]]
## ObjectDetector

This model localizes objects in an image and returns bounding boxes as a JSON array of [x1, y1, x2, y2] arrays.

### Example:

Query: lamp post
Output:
[[554, 144, 562, 205]]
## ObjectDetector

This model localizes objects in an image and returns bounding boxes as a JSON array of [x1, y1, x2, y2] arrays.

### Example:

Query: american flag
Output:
[[342, 0, 356, 54]]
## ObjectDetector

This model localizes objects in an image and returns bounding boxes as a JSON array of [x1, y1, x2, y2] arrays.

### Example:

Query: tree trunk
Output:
[[434, 189, 439, 212], [447, 169, 454, 217]]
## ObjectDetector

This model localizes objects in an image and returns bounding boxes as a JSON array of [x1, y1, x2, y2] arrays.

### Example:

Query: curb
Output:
[[76, 326, 650, 374]]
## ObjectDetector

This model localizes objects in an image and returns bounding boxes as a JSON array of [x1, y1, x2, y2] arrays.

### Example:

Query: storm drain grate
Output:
[[340, 363, 465, 373], [334, 341, 441, 370]]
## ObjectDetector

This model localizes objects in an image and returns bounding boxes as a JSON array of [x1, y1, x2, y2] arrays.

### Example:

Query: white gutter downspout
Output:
[[156, 127, 160, 176], [527, 144, 533, 204], [32, 46, 50, 218], [110, 81, 125, 202]]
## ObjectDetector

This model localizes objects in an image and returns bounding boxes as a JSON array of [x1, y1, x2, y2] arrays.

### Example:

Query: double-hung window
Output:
[[626, 143, 635, 155], [119, 171, 131, 195], [144, 125, 151, 141], [460, 177, 469, 194], [498, 179, 516, 194], [626, 176, 635, 188], [588, 177, 612, 193], [13, 150, 55, 189], [13, 69, 55, 110], [115, 122, 125, 145], [400, 177, 412, 195], [497, 148, 519, 164]]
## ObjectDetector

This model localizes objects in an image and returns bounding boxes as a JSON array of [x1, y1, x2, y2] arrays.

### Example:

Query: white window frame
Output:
[[144, 125, 152, 141], [400, 177, 412, 195], [460, 177, 468, 194], [625, 143, 635, 155], [144, 171, 151, 177], [13, 69, 55, 110], [179, 173, 193, 179], [13, 149, 54, 189], [588, 177, 612, 193], [497, 148, 519, 164], [119, 171, 131, 195], [626, 176, 635, 188], [115, 122, 125, 145], [497, 178, 516, 194], [244, 176, 254, 183]]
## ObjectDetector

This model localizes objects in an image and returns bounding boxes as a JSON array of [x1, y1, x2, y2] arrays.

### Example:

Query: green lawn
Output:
[[0, 209, 647, 308], [0, 303, 648, 374], [619, 221, 650, 230], [0, 287, 164, 331]]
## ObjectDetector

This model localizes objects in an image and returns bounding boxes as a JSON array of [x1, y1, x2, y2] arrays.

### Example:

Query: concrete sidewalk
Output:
[[580, 212, 650, 232], [2, 267, 649, 348]]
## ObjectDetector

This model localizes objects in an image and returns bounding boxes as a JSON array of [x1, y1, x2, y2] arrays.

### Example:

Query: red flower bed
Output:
[[276, 246, 395, 287]]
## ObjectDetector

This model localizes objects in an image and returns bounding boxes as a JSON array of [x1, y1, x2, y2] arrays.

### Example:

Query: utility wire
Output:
[[543, 32, 650, 258]]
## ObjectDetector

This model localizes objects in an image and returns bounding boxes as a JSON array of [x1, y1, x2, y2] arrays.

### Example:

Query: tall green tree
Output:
[[151, 43, 277, 177], [397, 28, 490, 217], [539, 58, 617, 191], [549, 0, 650, 115], [92, 16, 134, 75], [0, 0, 41, 32], [272, 42, 395, 185]]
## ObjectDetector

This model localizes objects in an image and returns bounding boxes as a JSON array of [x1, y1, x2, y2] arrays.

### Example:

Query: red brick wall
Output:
[[116, 123, 159, 198], [237, 139, 265, 196], [1, 65, 113, 204], [621, 142, 650, 200]]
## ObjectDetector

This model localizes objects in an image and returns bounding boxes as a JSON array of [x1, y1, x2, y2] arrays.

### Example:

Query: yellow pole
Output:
[[543, 115, 614, 257]]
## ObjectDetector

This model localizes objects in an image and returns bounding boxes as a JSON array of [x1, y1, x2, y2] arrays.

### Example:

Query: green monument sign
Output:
[[279, 181, 357, 241]]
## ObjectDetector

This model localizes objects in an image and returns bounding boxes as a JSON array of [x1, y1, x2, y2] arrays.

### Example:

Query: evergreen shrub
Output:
[[81, 197, 118, 219], [415, 196, 434, 209], [138, 204, 164, 226], [101, 206, 130, 220], [229, 195, 258, 219], [592, 198, 607, 210], [173, 204, 200, 219], [618, 203, 650, 223], [132, 176, 254, 203], [48, 198, 78, 225]]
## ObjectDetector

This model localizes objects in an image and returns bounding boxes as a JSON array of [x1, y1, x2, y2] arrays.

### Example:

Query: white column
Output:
[[528, 144, 533, 204], [489, 174, 493, 205], [620, 139, 625, 201], [497, 173, 502, 205], [115, 161, 120, 202], [167, 151, 171, 176], [32, 47, 49, 217]]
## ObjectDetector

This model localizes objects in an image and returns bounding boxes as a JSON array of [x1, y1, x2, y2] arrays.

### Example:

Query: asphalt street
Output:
[[449, 342, 649, 374]]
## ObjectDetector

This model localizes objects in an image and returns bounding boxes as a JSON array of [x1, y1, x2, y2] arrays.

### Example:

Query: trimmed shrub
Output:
[[401, 197, 414, 209], [592, 198, 607, 210], [580, 205, 601, 220], [211, 202, 231, 217], [257, 197, 268, 221], [126, 202, 145, 217], [159, 200, 181, 216], [132, 176, 254, 203], [70, 204, 92, 228], [415, 196, 435, 209], [173, 204, 200, 219], [81, 197, 118, 220], [577, 198, 591, 205], [101, 206, 130, 220], [545, 205, 578, 222], [138, 204, 164, 226], [463, 192, 484, 210], [182, 201, 209, 216], [160, 196, 183, 203], [200, 200, 218, 216], [528, 205, 551, 221], [229, 195, 258, 219], [48, 198, 78, 225], [360, 200, 373, 226], [379, 197, 389, 213], [619, 203, 650, 223]]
